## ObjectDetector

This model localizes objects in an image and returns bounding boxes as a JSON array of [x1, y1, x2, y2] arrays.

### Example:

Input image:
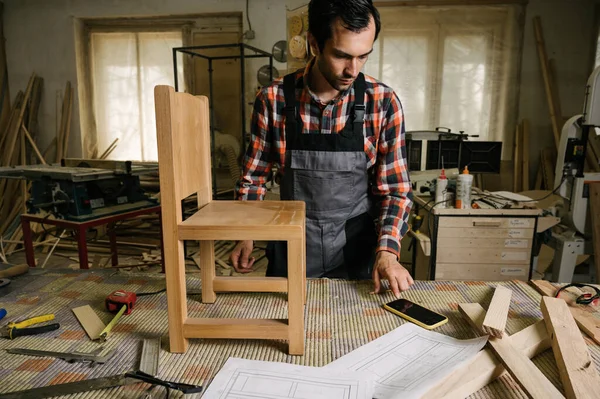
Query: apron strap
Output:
[[283, 73, 298, 142], [353, 73, 366, 138]]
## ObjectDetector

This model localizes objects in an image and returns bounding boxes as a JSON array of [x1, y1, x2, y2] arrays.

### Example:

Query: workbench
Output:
[[1, 270, 598, 398], [20, 205, 164, 271], [410, 196, 542, 281]]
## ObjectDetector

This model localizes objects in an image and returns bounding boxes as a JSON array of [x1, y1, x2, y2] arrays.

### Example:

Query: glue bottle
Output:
[[435, 168, 448, 208], [455, 166, 474, 209]]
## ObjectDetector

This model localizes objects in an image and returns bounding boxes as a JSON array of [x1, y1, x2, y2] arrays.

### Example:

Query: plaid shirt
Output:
[[236, 60, 413, 258]]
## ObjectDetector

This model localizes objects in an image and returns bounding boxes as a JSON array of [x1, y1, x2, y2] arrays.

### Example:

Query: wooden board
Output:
[[459, 303, 564, 399], [482, 286, 512, 338], [71, 305, 104, 340], [435, 263, 529, 281], [438, 216, 535, 229], [522, 119, 530, 190], [530, 280, 600, 346], [437, 247, 531, 264], [426, 303, 551, 399], [541, 296, 600, 399]]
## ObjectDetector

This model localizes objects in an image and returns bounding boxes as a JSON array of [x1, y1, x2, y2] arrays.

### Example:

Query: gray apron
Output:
[[265, 72, 378, 279]]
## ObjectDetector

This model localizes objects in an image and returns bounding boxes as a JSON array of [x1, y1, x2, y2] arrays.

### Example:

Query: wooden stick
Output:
[[530, 280, 600, 345], [513, 122, 521, 192], [22, 124, 46, 165], [482, 285, 512, 338], [62, 84, 73, 158], [522, 119, 530, 191], [459, 303, 564, 399], [541, 296, 600, 399], [533, 17, 561, 149], [99, 138, 119, 160], [40, 230, 65, 268]]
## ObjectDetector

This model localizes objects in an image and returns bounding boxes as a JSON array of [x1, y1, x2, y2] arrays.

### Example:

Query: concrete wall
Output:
[[2, 0, 599, 177]]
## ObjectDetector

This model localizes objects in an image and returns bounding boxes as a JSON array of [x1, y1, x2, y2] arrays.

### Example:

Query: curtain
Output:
[[90, 31, 184, 161], [364, 6, 523, 148]]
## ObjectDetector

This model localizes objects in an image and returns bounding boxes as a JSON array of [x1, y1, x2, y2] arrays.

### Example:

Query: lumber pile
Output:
[[426, 282, 600, 398]]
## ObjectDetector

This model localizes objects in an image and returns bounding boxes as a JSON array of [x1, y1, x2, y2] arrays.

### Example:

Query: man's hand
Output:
[[230, 240, 255, 273], [372, 251, 414, 298]]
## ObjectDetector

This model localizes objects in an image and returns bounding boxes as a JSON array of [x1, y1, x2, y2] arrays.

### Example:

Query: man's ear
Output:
[[306, 31, 320, 57]]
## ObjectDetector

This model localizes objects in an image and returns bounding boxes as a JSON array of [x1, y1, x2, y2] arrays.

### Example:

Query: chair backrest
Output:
[[155, 85, 212, 223]]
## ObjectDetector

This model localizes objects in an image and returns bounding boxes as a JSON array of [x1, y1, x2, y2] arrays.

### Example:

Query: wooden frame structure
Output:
[[154, 85, 306, 355]]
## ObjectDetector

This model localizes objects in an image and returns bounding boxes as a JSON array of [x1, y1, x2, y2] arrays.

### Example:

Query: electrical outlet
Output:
[[244, 30, 255, 40]]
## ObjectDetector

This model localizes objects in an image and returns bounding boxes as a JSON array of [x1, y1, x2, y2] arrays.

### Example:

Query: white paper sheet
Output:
[[201, 358, 374, 399], [325, 323, 488, 399]]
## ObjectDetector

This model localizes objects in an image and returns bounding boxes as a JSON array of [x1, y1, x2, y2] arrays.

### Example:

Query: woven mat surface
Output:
[[0, 270, 599, 398]]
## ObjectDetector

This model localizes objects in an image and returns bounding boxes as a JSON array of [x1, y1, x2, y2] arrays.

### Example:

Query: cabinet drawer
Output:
[[437, 227, 534, 239], [438, 216, 535, 229], [435, 263, 529, 281], [436, 237, 532, 249], [436, 247, 532, 264]]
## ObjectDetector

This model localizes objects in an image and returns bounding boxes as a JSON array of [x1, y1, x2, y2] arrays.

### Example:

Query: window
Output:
[[90, 30, 184, 161], [364, 6, 522, 144]]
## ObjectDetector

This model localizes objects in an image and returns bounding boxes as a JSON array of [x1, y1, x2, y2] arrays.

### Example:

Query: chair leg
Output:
[[165, 239, 188, 353], [287, 238, 305, 355], [200, 240, 216, 303]]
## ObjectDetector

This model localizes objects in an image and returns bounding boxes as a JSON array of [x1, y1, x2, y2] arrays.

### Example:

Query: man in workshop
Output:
[[232, 0, 414, 297]]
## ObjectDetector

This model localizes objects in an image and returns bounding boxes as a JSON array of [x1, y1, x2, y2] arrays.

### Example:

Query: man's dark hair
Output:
[[308, 0, 381, 52]]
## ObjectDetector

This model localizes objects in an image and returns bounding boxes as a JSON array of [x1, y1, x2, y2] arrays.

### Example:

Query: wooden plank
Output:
[[437, 227, 534, 239], [541, 296, 600, 399], [533, 16, 561, 149], [459, 303, 565, 399], [522, 119, 530, 190], [589, 184, 600, 283], [482, 286, 512, 338], [22, 124, 46, 165], [426, 304, 551, 399], [436, 237, 532, 249], [530, 280, 600, 345], [541, 147, 556, 190], [71, 305, 105, 340], [437, 247, 531, 264], [438, 216, 535, 229]]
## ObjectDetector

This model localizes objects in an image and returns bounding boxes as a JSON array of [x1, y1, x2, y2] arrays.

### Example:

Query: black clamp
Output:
[[555, 283, 600, 305]]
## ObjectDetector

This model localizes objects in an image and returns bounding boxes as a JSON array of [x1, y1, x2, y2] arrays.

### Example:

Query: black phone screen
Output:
[[385, 299, 447, 326]]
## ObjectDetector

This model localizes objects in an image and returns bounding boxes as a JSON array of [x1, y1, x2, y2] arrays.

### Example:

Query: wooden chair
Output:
[[154, 85, 306, 355]]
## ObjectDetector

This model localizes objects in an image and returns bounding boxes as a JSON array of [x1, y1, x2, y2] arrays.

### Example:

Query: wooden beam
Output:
[[459, 303, 564, 399], [533, 17, 561, 149], [530, 280, 600, 345], [482, 286, 512, 338], [541, 296, 600, 399], [22, 124, 47, 165], [513, 122, 522, 192], [426, 304, 550, 399]]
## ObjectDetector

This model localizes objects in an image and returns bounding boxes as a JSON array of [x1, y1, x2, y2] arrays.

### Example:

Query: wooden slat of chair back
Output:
[[155, 85, 213, 222]]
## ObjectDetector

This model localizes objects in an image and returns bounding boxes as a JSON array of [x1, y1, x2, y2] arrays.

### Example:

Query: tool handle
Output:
[[0, 309, 6, 320], [10, 323, 60, 339], [0, 264, 29, 279], [11, 314, 55, 329]]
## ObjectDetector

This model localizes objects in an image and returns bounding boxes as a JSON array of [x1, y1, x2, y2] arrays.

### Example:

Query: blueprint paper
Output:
[[202, 357, 374, 399], [325, 323, 488, 399]]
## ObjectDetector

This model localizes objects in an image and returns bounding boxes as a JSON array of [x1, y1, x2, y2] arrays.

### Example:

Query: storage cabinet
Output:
[[411, 197, 540, 281]]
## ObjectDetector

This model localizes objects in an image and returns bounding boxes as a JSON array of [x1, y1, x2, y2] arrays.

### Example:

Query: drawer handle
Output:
[[473, 221, 501, 227]]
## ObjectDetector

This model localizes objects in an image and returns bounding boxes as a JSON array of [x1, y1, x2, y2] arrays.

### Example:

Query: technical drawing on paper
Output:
[[325, 323, 487, 399], [202, 358, 373, 399]]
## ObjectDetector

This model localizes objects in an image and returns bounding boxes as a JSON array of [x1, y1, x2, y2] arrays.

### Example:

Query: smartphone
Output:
[[383, 298, 448, 330]]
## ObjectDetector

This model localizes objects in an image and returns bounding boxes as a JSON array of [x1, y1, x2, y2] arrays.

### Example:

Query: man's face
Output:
[[310, 16, 376, 91]]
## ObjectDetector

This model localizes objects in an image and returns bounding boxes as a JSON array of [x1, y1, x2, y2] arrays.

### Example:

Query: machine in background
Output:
[[0, 159, 158, 221], [550, 66, 600, 282]]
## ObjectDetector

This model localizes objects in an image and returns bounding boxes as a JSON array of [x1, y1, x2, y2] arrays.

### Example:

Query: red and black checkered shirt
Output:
[[236, 60, 413, 258]]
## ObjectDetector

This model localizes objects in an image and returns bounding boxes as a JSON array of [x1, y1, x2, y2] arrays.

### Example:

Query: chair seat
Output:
[[178, 200, 305, 241]]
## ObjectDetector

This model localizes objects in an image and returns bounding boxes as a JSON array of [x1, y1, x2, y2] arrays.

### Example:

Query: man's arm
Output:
[[371, 92, 414, 296], [232, 89, 274, 272], [235, 88, 274, 200], [374, 93, 413, 258]]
